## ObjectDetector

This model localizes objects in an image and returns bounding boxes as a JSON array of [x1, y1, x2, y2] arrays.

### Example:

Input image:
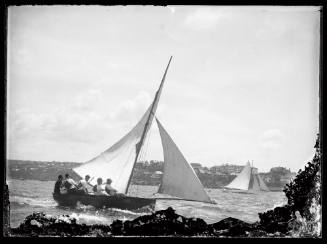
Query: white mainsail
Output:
[[225, 162, 270, 191], [156, 118, 213, 204], [73, 57, 172, 194], [73, 106, 151, 194], [225, 162, 252, 190]]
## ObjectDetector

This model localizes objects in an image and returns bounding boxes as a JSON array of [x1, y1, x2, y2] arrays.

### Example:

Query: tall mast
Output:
[[125, 56, 173, 194]]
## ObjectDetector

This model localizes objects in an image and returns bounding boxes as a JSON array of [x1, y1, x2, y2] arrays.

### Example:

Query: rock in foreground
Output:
[[10, 207, 290, 237], [10, 212, 110, 237]]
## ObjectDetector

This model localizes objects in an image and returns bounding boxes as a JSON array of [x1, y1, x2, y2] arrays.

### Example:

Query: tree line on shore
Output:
[[7, 159, 293, 190]]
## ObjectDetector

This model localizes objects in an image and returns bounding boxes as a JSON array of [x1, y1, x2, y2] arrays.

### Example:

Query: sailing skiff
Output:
[[53, 56, 215, 210]]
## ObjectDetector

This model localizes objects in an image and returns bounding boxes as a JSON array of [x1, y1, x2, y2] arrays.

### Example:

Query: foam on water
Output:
[[70, 212, 110, 224], [108, 207, 151, 216], [10, 195, 57, 208], [74, 202, 97, 211], [11, 192, 39, 199], [272, 201, 288, 209], [74, 202, 152, 217]]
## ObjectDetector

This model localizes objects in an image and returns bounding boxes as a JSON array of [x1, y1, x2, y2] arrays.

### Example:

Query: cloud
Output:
[[109, 91, 151, 124], [8, 89, 107, 144], [183, 8, 228, 31], [7, 89, 160, 161], [8, 109, 107, 144], [260, 129, 285, 150], [261, 129, 284, 140], [71, 89, 105, 112], [8, 90, 154, 146]]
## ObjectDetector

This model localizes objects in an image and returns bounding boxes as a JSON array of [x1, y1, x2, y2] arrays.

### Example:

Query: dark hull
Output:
[[53, 193, 156, 211]]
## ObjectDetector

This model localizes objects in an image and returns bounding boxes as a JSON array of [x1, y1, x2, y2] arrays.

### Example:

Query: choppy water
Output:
[[8, 179, 287, 228]]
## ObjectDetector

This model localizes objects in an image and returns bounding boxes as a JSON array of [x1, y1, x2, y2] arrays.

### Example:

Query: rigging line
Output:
[[132, 125, 153, 196], [143, 124, 153, 161], [139, 121, 153, 163], [129, 135, 149, 196], [135, 125, 153, 196], [138, 139, 145, 164], [121, 146, 136, 196], [136, 119, 151, 164], [138, 137, 146, 162]]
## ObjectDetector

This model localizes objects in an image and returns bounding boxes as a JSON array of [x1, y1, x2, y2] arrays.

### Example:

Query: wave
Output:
[[108, 207, 151, 216], [272, 201, 287, 209], [72, 201, 152, 216], [70, 212, 111, 224], [200, 204, 222, 211], [64, 208, 149, 226], [10, 192, 39, 199], [10, 195, 57, 208]]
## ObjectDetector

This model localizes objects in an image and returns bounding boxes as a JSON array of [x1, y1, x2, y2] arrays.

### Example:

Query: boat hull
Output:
[[53, 193, 156, 211], [223, 187, 269, 194]]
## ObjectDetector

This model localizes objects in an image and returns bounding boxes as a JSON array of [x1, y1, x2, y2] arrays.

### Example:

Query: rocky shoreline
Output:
[[9, 207, 290, 237], [6, 134, 321, 237]]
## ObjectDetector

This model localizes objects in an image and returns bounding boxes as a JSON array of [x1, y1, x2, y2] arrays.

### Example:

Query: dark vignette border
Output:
[[1, 1, 325, 241]]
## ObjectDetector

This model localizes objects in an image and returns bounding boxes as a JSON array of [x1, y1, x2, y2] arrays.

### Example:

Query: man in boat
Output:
[[93, 178, 108, 195], [54, 175, 63, 195], [63, 173, 81, 194], [104, 178, 118, 196], [77, 175, 93, 194]]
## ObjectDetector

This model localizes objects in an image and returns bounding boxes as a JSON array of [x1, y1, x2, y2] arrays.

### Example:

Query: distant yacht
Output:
[[225, 161, 270, 192]]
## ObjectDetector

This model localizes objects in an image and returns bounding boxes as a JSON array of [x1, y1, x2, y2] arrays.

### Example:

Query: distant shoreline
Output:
[[7, 178, 285, 192], [6, 159, 290, 190]]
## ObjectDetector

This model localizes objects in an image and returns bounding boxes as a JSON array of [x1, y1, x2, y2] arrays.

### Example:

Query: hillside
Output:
[[6, 159, 292, 190]]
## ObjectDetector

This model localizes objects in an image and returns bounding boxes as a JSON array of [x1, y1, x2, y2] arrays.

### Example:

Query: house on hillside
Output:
[[270, 166, 291, 174], [210, 164, 244, 175], [280, 172, 297, 184], [191, 163, 203, 174], [202, 167, 212, 174], [151, 171, 163, 179], [191, 163, 202, 169], [210, 166, 223, 174], [259, 173, 272, 183]]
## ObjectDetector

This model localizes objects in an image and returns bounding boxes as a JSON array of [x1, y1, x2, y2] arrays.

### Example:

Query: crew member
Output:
[[78, 175, 93, 194], [93, 178, 108, 195], [104, 178, 118, 196], [54, 175, 63, 194], [63, 173, 79, 194]]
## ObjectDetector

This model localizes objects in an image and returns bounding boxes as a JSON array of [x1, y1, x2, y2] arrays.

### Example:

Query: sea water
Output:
[[8, 179, 287, 228]]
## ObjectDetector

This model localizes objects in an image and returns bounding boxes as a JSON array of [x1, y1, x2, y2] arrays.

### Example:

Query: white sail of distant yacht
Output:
[[73, 56, 214, 204], [156, 118, 212, 203], [225, 161, 270, 191]]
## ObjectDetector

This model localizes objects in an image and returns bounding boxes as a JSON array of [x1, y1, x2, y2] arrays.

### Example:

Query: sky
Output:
[[7, 6, 320, 172]]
